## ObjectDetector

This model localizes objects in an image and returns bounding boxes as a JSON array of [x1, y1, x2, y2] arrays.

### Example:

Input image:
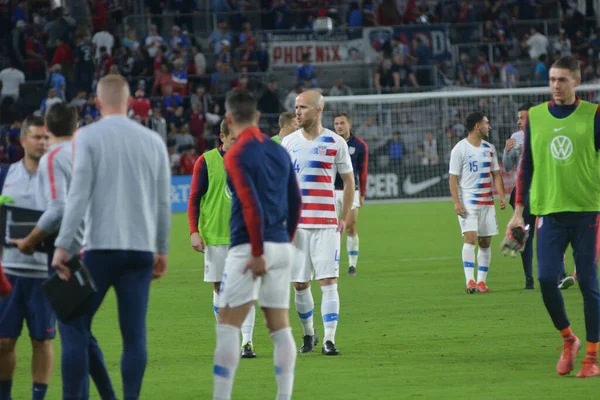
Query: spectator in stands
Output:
[[153, 64, 173, 96], [0, 62, 25, 102], [422, 133, 439, 166], [239, 21, 254, 44], [284, 84, 302, 113], [210, 62, 236, 96], [172, 58, 189, 96], [162, 84, 183, 119], [499, 57, 519, 88], [12, 0, 26, 26], [91, 0, 108, 32], [43, 8, 72, 63], [50, 37, 73, 78], [392, 36, 411, 58], [535, 54, 549, 85], [258, 78, 282, 114], [377, 0, 401, 25], [97, 46, 115, 78], [10, 20, 26, 71], [455, 53, 471, 86], [123, 28, 140, 51], [403, 0, 420, 24], [46, 64, 67, 100], [412, 37, 432, 86], [348, 2, 363, 27], [296, 53, 317, 85], [235, 38, 259, 74], [448, 115, 465, 148], [356, 117, 382, 151], [179, 144, 198, 175], [25, 27, 47, 81], [457, 0, 475, 41], [168, 139, 180, 174], [7, 126, 24, 163], [523, 26, 548, 61], [329, 78, 353, 96], [69, 90, 88, 111], [40, 87, 62, 114], [191, 84, 213, 112], [217, 40, 232, 67], [170, 25, 188, 49], [82, 93, 100, 121], [272, 0, 292, 29], [208, 20, 232, 56], [189, 102, 206, 153], [192, 45, 206, 77], [257, 41, 270, 71], [144, 24, 166, 58], [130, 89, 152, 125], [150, 102, 168, 143], [375, 59, 400, 93], [471, 53, 495, 88], [73, 34, 95, 92], [554, 30, 572, 57], [92, 26, 115, 60], [153, 45, 167, 76], [388, 134, 404, 166], [572, 29, 590, 56], [174, 123, 194, 152], [119, 47, 135, 77]]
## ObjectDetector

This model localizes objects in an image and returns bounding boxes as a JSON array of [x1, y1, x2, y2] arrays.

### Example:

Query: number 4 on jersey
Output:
[[469, 160, 478, 172], [293, 159, 301, 173]]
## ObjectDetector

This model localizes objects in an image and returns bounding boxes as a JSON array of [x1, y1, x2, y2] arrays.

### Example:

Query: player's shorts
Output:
[[0, 274, 56, 340], [218, 242, 293, 309], [291, 228, 340, 282], [458, 206, 498, 237], [334, 189, 360, 215], [204, 245, 229, 283]]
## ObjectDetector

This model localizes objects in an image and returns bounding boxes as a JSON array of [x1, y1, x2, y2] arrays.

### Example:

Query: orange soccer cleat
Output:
[[576, 355, 600, 378], [466, 280, 477, 294], [477, 281, 491, 293], [557, 335, 581, 375]]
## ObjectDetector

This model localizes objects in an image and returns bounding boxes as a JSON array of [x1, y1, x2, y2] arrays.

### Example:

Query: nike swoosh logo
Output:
[[403, 174, 448, 195], [292, 149, 301, 153], [553, 127, 565, 132], [468, 154, 474, 158]]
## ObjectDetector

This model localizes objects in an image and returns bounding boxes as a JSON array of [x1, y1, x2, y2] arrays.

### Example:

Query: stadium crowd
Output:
[[1, 0, 600, 174]]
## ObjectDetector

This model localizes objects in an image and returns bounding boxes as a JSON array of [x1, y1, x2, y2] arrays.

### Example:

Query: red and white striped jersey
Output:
[[282, 128, 353, 229]]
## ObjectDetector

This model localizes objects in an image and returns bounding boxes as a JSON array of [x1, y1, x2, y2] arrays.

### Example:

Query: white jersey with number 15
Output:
[[449, 138, 499, 207]]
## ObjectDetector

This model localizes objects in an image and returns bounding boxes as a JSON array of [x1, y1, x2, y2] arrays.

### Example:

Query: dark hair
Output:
[[225, 88, 257, 124], [334, 113, 352, 125], [518, 102, 535, 112], [278, 112, 295, 129], [45, 103, 78, 137], [465, 112, 486, 133], [551, 56, 581, 77], [220, 119, 230, 135], [21, 115, 45, 136]]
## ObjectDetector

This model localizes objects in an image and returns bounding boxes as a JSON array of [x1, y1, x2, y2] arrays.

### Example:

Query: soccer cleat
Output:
[[557, 335, 581, 375], [576, 355, 600, 378], [299, 332, 319, 354], [322, 340, 340, 356], [466, 280, 477, 294], [525, 277, 535, 290], [348, 266, 357, 276], [241, 342, 256, 359], [477, 281, 491, 293], [558, 276, 575, 290]]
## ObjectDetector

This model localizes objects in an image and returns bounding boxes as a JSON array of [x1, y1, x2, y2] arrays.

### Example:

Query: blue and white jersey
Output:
[[449, 138, 500, 207]]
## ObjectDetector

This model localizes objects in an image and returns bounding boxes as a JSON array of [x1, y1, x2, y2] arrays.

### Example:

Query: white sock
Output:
[[213, 324, 241, 400], [321, 284, 339, 344], [462, 243, 476, 284], [241, 303, 255, 345], [347, 234, 359, 268], [477, 247, 491, 283], [213, 291, 220, 323], [271, 327, 297, 400], [294, 288, 315, 336]]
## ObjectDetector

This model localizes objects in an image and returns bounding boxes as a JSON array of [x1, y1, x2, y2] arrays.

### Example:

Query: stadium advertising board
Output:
[[266, 25, 450, 66], [171, 175, 191, 212]]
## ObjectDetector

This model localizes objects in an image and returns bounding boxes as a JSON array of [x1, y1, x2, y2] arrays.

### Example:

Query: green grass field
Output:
[[12, 200, 598, 399]]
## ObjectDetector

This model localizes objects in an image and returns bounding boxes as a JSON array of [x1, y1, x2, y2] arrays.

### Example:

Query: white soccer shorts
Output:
[[334, 189, 360, 215], [458, 206, 499, 237], [218, 243, 293, 309], [291, 228, 340, 282], [204, 245, 229, 282]]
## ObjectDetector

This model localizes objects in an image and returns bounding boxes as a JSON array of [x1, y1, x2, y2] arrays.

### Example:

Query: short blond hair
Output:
[[278, 112, 295, 129], [220, 119, 230, 136]]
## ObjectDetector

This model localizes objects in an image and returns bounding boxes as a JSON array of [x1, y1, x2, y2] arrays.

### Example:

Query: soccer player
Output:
[[449, 112, 506, 294], [506, 56, 600, 378], [188, 119, 257, 359], [333, 113, 368, 276], [503, 103, 536, 289], [0, 116, 52, 400], [11, 104, 117, 399], [282, 90, 355, 355], [271, 112, 298, 144], [51, 75, 172, 398], [213, 88, 301, 400]]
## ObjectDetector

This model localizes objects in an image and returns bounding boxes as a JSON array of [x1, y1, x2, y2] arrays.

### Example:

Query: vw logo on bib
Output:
[[550, 135, 573, 161]]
